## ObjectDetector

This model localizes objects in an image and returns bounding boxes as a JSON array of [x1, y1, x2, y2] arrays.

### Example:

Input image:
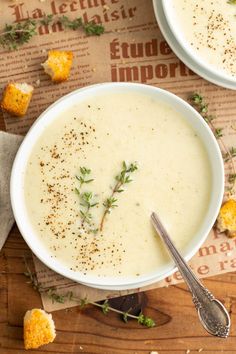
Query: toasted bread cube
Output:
[[24, 308, 56, 350], [217, 199, 236, 238], [1, 82, 34, 117], [42, 50, 73, 82]]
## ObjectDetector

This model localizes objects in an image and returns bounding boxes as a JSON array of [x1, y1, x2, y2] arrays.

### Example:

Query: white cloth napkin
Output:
[[0, 131, 23, 250]]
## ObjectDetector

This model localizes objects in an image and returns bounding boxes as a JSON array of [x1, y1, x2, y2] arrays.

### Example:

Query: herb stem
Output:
[[0, 16, 104, 50], [99, 162, 138, 231], [69, 296, 137, 319], [85, 301, 144, 320], [189, 93, 236, 196], [210, 120, 236, 194], [0, 29, 32, 37], [99, 180, 121, 231], [23, 257, 155, 328]]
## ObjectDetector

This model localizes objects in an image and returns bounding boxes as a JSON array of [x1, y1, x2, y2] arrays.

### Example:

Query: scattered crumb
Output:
[[35, 79, 41, 87], [198, 349, 203, 353], [103, 5, 110, 10], [150, 352, 159, 354], [186, 350, 190, 354], [79, 345, 83, 350]]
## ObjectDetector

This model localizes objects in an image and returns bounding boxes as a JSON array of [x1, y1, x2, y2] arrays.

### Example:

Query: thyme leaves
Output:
[[75, 167, 98, 229], [99, 162, 138, 231], [23, 257, 155, 328], [80, 192, 98, 225], [223, 147, 236, 162], [0, 19, 37, 50], [59, 15, 104, 36], [0, 15, 104, 50], [76, 167, 94, 189], [189, 93, 236, 196], [75, 162, 138, 232]]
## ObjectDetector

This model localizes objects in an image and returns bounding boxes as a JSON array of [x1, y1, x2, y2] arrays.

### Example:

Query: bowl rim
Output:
[[10, 82, 225, 290], [152, 0, 236, 90], [161, 0, 236, 85]]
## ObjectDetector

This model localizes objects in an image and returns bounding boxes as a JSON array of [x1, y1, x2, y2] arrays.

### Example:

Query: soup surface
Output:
[[25, 91, 211, 278], [170, 0, 236, 77]]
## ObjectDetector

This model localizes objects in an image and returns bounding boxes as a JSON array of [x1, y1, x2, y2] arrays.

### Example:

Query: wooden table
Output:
[[1, 119, 236, 354], [1, 225, 236, 354]]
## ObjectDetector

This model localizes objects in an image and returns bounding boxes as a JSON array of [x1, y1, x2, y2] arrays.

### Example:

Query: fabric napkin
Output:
[[0, 131, 23, 250]]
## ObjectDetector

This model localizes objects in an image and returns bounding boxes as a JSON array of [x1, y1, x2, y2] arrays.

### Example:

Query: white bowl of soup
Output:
[[10, 83, 224, 290], [161, 0, 236, 88]]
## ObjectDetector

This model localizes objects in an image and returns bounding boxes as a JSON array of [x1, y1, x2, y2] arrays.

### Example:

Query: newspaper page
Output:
[[1, 0, 236, 311]]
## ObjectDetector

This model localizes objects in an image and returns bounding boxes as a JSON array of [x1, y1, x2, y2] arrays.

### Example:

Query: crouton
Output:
[[42, 50, 73, 82], [1, 82, 34, 117], [217, 199, 236, 238], [24, 308, 56, 350]]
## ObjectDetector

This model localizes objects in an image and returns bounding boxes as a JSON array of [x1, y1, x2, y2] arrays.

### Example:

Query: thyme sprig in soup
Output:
[[24, 92, 212, 277]]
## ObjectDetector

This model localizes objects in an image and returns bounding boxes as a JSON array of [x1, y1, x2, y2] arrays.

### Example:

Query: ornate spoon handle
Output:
[[151, 212, 231, 338]]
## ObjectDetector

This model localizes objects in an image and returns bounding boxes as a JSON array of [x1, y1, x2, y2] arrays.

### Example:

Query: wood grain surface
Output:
[[1, 225, 236, 354], [0, 117, 236, 354]]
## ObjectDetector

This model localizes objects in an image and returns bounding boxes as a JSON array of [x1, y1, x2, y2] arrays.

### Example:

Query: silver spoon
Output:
[[151, 212, 231, 338]]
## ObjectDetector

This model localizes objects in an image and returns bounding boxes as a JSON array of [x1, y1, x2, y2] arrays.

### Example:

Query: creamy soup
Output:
[[25, 91, 211, 278], [169, 0, 236, 77]]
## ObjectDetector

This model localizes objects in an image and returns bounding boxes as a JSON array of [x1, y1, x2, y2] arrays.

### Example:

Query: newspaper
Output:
[[1, 0, 236, 311]]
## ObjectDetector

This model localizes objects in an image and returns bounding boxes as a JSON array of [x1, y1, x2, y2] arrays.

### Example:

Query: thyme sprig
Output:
[[24, 256, 44, 292], [75, 167, 98, 229], [215, 127, 224, 139], [80, 192, 98, 225], [59, 15, 105, 35], [0, 15, 104, 50], [76, 166, 94, 189], [0, 19, 37, 50], [76, 162, 138, 231], [189, 93, 224, 139], [223, 147, 236, 162], [228, 173, 236, 184], [100, 162, 138, 231], [39, 14, 54, 26], [23, 257, 155, 328], [189, 93, 236, 196]]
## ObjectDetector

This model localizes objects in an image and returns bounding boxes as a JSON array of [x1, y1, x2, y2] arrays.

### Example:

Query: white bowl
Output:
[[10, 83, 224, 290], [152, 0, 236, 90], [161, 0, 236, 89]]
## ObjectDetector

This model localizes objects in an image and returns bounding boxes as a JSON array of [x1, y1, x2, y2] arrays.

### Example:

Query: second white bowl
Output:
[[161, 0, 236, 89]]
